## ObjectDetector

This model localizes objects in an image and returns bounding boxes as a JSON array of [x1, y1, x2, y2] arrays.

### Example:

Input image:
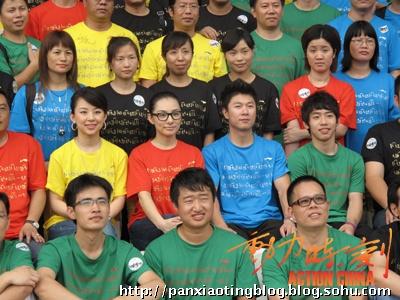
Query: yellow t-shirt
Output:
[[139, 33, 227, 82], [65, 22, 140, 87], [45, 138, 128, 229]]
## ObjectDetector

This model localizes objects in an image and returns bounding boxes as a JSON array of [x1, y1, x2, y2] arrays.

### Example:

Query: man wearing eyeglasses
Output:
[[35, 173, 165, 300], [288, 91, 366, 237], [263, 175, 367, 300]]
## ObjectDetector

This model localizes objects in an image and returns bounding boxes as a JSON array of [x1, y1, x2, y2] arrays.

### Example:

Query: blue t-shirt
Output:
[[202, 134, 288, 228], [335, 71, 400, 153], [329, 15, 400, 73], [384, 8, 400, 38], [322, 0, 387, 14], [9, 82, 75, 160]]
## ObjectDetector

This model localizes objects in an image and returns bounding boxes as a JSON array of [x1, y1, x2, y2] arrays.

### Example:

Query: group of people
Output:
[[0, 0, 400, 299]]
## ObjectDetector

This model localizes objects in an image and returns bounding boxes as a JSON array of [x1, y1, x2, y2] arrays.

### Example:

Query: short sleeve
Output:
[[262, 250, 289, 291], [338, 83, 357, 129], [0, 42, 12, 75], [273, 143, 289, 181], [124, 247, 151, 286], [138, 42, 159, 81], [280, 85, 297, 126], [202, 145, 220, 189], [10, 242, 34, 269], [9, 85, 31, 134], [27, 137, 46, 191], [287, 150, 307, 181], [112, 149, 128, 198], [361, 126, 384, 164], [144, 243, 164, 280], [36, 243, 62, 274], [46, 151, 67, 197], [261, 84, 281, 133], [349, 154, 365, 193], [204, 90, 222, 134], [213, 45, 227, 78], [127, 149, 152, 198], [235, 246, 259, 289]]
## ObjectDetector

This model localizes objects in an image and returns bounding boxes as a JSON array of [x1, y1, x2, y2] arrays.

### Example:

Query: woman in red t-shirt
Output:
[[127, 92, 204, 250], [280, 24, 356, 156]]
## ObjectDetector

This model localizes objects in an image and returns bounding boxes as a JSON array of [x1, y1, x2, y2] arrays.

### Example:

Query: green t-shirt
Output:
[[263, 227, 368, 300], [251, 31, 305, 94], [37, 235, 150, 300], [145, 227, 258, 300], [281, 3, 341, 40], [0, 35, 40, 82], [231, 0, 250, 12], [288, 143, 365, 223], [0, 240, 33, 274]]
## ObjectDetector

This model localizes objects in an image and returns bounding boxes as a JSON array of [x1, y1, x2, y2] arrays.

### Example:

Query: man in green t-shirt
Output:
[[250, 0, 304, 94], [263, 175, 368, 300], [0, 192, 39, 300], [35, 173, 164, 300], [145, 167, 258, 300], [288, 91, 366, 237]]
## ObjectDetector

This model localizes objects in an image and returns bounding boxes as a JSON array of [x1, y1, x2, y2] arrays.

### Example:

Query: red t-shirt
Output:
[[25, 1, 86, 41], [280, 74, 356, 146], [127, 140, 204, 227], [0, 132, 46, 239]]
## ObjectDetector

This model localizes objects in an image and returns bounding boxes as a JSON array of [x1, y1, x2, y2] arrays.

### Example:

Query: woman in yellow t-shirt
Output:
[[45, 87, 128, 240]]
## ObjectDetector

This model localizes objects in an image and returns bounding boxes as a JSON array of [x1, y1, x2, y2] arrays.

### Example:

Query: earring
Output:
[[102, 122, 107, 130], [71, 122, 77, 131]]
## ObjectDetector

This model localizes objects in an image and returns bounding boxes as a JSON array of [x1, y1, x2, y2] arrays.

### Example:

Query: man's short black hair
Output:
[[220, 79, 257, 110], [0, 192, 9, 216], [301, 91, 339, 126], [249, 0, 284, 8], [287, 175, 326, 206], [64, 173, 113, 207], [170, 167, 216, 207], [168, 0, 201, 9]]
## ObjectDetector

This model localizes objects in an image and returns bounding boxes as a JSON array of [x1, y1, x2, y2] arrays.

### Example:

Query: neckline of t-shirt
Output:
[[149, 139, 179, 151], [174, 224, 216, 248], [72, 138, 103, 156], [225, 133, 256, 150], [71, 234, 110, 262]]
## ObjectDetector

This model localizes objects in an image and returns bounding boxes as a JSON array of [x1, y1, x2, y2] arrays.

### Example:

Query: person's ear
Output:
[[67, 206, 76, 220]]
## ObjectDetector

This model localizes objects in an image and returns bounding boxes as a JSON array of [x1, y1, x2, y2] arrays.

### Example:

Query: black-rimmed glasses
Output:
[[291, 194, 327, 207]]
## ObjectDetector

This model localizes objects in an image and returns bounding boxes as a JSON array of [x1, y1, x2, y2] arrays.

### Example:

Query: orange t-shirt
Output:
[[127, 140, 204, 227], [0, 132, 46, 239], [280, 74, 356, 146]]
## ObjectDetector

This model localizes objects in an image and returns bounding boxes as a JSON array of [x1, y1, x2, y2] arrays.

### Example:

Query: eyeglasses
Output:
[[75, 198, 108, 207], [351, 37, 375, 46], [291, 194, 327, 207], [174, 3, 199, 11], [151, 111, 182, 121]]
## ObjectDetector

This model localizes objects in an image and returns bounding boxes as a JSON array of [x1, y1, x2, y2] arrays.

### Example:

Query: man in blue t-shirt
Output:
[[329, 0, 400, 76], [202, 79, 294, 242]]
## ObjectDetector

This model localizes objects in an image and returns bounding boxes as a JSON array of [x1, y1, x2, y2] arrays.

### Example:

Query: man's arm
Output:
[[283, 120, 308, 157], [0, 266, 39, 300], [335, 124, 348, 138], [339, 192, 363, 235], [114, 270, 165, 300], [370, 251, 400, 296], [49, 191, 70, 218], [212, 198, 235, 233], [274, 174, 295, 237], [203, 133, 214, 147], [19, 188, 46, 243], [365, 161, 387, 209], [35, 267, 81, 300], [14, 43, 39, 88]]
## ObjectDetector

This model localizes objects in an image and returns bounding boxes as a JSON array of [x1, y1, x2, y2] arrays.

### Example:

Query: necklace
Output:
[[47, 88, 69, 136]]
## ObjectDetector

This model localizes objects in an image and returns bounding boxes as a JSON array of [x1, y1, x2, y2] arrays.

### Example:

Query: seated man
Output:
[[263, 175, 367, 300], [288, 91, 366, 237], [203, 79, 294, 241], [35, 173, 164, 300], [0, 192, 39, 300], [369, 181, 400, 300], [145, 167, 258, 300]]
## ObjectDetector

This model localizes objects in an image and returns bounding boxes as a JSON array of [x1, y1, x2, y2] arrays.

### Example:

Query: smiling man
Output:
[[145, 167, 258, 300], [288, 91, 366, 237], [35, 173, 164, 300]]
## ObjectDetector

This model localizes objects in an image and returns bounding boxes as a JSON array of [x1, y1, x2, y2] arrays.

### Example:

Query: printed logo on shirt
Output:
[[366, 137, 377, 150], [15, 242, 30, 252], [237, 15, 248, 24], [133, 95, 145, 107], [128, 257, 143, 272], [209, 40, 220, 47], [275, 97, 279, 109], [298, 88, 311, 99], [379, 25, 389, 33], [33, 92, 45, 105]]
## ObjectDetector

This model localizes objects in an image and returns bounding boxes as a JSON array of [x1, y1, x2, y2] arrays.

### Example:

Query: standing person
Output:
[[65, 0, 140, 87], [112, 0, 169, 53], [151, 31, 221, 149], [45, 88, 127, 240], [209, 28, 281, 139], [375, 0, 400, 37], [35, 174, 164, 300], [250, 0, 305, 94], [139, 0, 227, 87], [96, 37, 152, 154], [329, 0, 400, 76], [336, 21, 400, 153], [10, 31, 80, 163], [127, 92, 204, 250], [0, 0, 40, 90], [25, 0, 86, 41], [0, 193, 39, 300], [281, 0, 340, 40], [280, 24, 356, 156]]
